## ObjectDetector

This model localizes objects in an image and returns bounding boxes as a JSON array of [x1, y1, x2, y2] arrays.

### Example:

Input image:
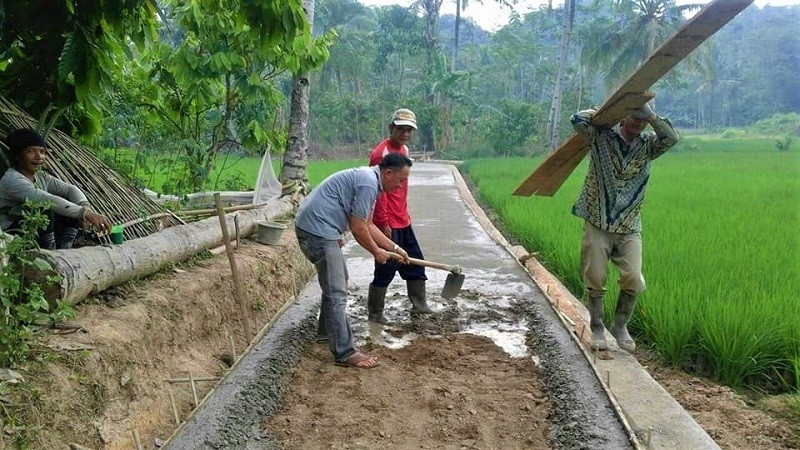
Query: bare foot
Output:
[[335, 351, 380, 369]]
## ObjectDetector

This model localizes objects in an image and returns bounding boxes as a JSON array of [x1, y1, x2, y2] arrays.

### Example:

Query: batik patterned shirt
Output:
[[571, 110, 679, 234]]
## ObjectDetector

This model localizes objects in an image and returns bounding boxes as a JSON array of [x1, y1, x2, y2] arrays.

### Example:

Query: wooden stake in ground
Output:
[[513, 0, 754, 197], [214, 193, 253, 341], [188, 372, 199, 407], [132, 429, 143, 450], [167, 387, 181, 425]]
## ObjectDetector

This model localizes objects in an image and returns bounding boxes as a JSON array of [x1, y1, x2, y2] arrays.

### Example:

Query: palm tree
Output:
[[451, 0, 515, 70], [546, 0, 576, 149], [580, 0, 706, 93], [283, 0, 316, 185]]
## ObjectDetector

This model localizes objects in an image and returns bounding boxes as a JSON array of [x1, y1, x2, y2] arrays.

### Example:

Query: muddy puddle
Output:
[[345, 244, 537, 363]]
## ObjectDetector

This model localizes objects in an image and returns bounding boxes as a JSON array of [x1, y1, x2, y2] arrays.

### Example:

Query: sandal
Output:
[[335, 351, 380, 369]]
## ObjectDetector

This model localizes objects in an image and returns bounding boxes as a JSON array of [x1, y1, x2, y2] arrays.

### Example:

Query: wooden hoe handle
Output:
[[388, 252, 457, 273]]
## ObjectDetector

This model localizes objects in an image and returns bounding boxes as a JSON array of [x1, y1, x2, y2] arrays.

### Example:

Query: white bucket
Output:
[[256, 220, 287, 245]]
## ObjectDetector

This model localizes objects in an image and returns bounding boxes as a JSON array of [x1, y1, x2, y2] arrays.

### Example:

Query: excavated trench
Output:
[[163, 163, 632, 449]]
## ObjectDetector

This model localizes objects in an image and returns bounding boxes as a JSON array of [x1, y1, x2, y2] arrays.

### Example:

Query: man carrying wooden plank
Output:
[[513, 0, 753, 197], [571, 100, 678, 353]]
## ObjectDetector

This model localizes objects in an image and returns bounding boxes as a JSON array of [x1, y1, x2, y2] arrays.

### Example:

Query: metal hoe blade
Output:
[[441, 272, 465, 299]]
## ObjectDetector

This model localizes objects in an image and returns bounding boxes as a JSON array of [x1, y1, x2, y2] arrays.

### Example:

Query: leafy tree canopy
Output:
[[0, 0, 314, 136]]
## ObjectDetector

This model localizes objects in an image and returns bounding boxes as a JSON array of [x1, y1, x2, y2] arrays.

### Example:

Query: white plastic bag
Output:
[[252, 147, 282, 205]]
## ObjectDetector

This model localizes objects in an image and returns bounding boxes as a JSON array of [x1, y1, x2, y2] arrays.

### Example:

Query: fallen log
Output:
[[29, 196, 296, 305]]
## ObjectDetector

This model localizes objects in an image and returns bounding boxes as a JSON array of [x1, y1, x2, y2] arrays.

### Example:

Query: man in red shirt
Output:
[[367, 108, 431, 323]]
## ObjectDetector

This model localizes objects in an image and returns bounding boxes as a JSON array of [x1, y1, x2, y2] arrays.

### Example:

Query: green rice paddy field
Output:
[[462, 138, 800, 391]]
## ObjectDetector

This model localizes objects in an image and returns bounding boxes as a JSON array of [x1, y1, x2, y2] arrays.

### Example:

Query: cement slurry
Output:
[[165, 162, 633, 449]]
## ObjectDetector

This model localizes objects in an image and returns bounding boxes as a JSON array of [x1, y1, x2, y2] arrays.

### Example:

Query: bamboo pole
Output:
[[229, 334, 237, 362], [188, 372, 199, 407], [234, 214, 240, 250], [95, 212, 174, 239], [214, 193, 253, 341], [167, 388, 180, 425], [179, 202, 268, 217], [132, 429, 143, 450], [166, 209, 187, 225], [166, 376, 220, 384]]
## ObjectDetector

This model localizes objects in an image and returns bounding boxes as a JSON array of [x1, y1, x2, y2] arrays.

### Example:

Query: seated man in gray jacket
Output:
[[0, 128, 111, 249]]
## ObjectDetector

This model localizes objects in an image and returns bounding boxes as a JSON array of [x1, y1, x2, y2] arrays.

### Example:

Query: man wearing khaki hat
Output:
[[570, 99, 679, 353], [366, 108, 432, 323]]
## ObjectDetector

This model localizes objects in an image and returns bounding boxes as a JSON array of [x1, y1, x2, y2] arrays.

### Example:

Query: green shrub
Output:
[[749, 112, 800, 136], [720, 128, 747, 139], [0, 203, 74, 367], [776, 136, 793, 152]]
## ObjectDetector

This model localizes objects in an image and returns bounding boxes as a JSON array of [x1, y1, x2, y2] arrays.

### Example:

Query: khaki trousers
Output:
[[580, 222, 646, 296]]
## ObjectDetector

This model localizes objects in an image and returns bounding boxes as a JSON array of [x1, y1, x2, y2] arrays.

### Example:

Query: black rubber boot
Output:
[[610, 291, 637, 352], [367, 285, 388, 324], [587, 291, 608, 351], [407, 279, 433, 315]]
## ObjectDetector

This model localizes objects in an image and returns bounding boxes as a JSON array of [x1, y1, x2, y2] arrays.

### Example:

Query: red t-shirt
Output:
[[368, 139, 411, 229]]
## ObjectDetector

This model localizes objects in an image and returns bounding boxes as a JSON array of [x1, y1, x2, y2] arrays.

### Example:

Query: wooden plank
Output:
[[513, 0, 754, 197], [533, 92, 655, 196]]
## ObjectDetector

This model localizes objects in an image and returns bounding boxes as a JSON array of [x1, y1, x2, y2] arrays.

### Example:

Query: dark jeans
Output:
[[371, 225, 427, 288], [296, 227, 356, 363]]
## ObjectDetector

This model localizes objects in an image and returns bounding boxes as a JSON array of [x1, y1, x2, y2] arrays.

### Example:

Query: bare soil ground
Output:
[[638, 350, 800, 449], [1, 230, 313, 450], [262, 334, 551, 449], [2, 228, 798, 449]]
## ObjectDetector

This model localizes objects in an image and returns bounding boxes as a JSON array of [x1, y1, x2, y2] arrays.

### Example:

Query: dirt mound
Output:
[[639, 350, 800, 449], [262, 334, 551, 449]]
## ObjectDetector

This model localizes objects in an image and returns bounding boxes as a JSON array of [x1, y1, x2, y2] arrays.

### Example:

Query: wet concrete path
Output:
[[164, 162, 633, 449], [343, 162, 540, 355]]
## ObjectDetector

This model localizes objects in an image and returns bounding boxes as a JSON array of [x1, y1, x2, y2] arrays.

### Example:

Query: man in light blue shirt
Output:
[[295, 153, 411, 368]]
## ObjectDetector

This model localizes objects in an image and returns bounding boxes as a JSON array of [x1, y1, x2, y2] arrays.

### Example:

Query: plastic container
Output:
[[256, 220, 287, 245], [110, 225, 125, 245]]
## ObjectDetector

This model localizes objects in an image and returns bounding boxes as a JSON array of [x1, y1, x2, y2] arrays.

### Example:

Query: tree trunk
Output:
[[547, 0, 575, 150], [281, 0, 316, 184], [442, 99, 452, 150], [452, 0, 462, 72], [421, 0, 443, 155], [30, 198, 296, 305]]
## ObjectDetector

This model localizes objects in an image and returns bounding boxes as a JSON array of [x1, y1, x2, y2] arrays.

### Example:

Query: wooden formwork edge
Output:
[[159, 242, 311, 446], [447, 163, 644, 449]]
